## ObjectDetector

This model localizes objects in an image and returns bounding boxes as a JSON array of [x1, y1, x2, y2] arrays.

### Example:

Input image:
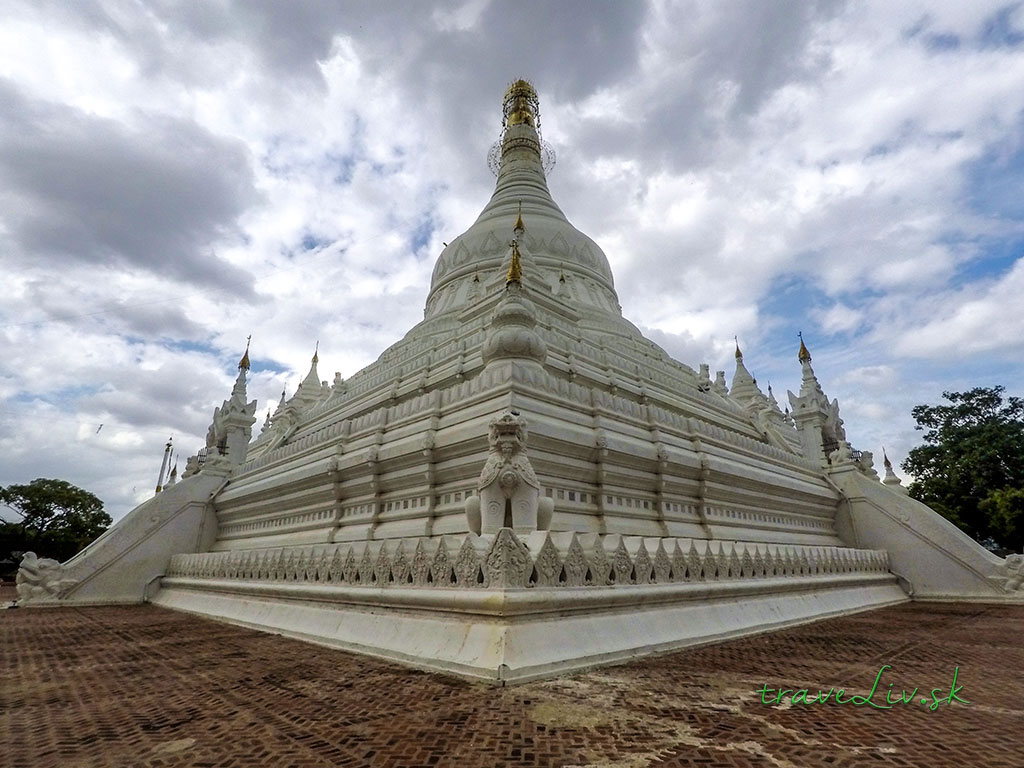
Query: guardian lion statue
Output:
[[466, 410, 552, 534], [16, 552, 78, 603]]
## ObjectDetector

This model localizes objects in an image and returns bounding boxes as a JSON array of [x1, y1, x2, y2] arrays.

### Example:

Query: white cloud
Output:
[[1, 0, 1022, 520], [894, 257, 1024, 358]]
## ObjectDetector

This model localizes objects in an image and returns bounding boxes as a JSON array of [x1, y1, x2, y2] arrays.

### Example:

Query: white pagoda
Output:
[[19, 81, 1024, 683]]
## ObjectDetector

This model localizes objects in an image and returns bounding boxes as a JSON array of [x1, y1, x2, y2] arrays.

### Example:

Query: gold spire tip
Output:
[[734, 336, 742, 360], [506, 244, 523, 284], [503, 79, 538, 128], [798, 332, 811, 363], [514, 201, 525, 233], [312, 340, 319, 364], [238, 334, 252, 371]]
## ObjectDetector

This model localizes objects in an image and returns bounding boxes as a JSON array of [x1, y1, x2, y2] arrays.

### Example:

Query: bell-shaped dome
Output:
[[426, 81, 618, 318]]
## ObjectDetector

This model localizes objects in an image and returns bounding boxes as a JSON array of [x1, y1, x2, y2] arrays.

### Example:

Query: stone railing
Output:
[[165, 531, 889, 591]]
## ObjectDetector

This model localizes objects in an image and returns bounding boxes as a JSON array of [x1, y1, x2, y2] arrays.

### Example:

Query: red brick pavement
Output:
[[1, 601, 1022, 767]]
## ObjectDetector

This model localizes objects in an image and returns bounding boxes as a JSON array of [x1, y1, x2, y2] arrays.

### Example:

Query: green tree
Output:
[[0, 478, 111, 566], [903, 386, 1024, 552]]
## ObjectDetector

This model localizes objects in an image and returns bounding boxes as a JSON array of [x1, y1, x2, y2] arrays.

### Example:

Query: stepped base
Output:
[[154, 575, 905, 683], [153, 530, 907, 683]]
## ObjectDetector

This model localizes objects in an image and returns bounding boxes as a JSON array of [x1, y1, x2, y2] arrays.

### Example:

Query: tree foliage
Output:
[[903, 386, 1024, 552], [0, 478, 111, 568]]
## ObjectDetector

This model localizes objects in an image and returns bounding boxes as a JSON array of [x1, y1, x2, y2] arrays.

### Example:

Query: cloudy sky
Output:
[[1, 0, 1022, 521]]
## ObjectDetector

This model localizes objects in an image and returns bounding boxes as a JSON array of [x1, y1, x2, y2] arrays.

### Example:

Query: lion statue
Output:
[[16, 552, 78, 603], [466, 410, 552, 534]]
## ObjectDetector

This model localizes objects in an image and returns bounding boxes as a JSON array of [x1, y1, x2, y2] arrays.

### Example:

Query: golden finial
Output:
[[312, 340, 319, 365], [798, 331, 811, 363], [882, 447, 893, 470], [506, 242, 523, 284], [734, 336, 742, 360], [238, 334, 251, 371], [514, 201, 525, 233], [504, 79, 538, 127]]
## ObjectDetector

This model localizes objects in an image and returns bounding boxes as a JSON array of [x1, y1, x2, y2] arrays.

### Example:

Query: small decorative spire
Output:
[[798, 331, 811, 363], [238, 334, 251, 371], [881, 446, 907, 492], [734, 336, 742, 360], [507, 215, 524, 284], [506, 245, 523, 283], [514, 202, 525, 234], [312, 340, 319, 365]]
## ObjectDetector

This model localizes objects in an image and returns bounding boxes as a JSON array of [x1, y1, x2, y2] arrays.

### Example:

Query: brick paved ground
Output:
[[2, 601, 1022, 767]]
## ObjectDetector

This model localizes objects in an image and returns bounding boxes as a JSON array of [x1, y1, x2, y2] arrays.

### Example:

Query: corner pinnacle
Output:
[[238, 334, 252, 371], [506, 242, 523, 284], [798, 331, 811, 363]]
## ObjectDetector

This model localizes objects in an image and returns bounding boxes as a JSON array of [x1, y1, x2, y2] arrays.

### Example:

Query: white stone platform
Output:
[[154, 530, 906, 683]]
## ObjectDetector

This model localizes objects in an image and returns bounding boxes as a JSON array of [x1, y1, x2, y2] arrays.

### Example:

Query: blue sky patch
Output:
[[161, 339, 221, 357], [925, 33, 961, 52], [327, 152, 356, 185], [980, 4, 1024, 48], [409, 214, 435, 255], [966, 136, 1024, 220]]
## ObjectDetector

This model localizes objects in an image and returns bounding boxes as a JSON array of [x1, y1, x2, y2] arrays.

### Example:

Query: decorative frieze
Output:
[[165, 531, 889, 590]]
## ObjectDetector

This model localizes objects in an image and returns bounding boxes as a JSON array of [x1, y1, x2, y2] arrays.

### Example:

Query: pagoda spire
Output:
[[238, 334, 251, 371], [289, 343, 326, 411], [796, 332, 826, 402], [798, 332, 811, 363], [299, 343, 320, 389], [729, 337, 767, 408], [882, 448, 908, 493], [483, 219, 547, 368], [425, 81, 620, 322], [507, 213, 524, 284], [478, 79, 562, 221], [787, 333, 849, 465]]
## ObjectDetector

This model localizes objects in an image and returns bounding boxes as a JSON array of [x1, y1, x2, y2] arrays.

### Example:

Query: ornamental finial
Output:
[[238, 334, 251, 371], [507, 243, 523, 284], [504, 79, 538, 128], [798, 331, 811, 363], [734, 336, 742, 360], [514, 201, 525, 234], [312, 340, 319, 365]]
